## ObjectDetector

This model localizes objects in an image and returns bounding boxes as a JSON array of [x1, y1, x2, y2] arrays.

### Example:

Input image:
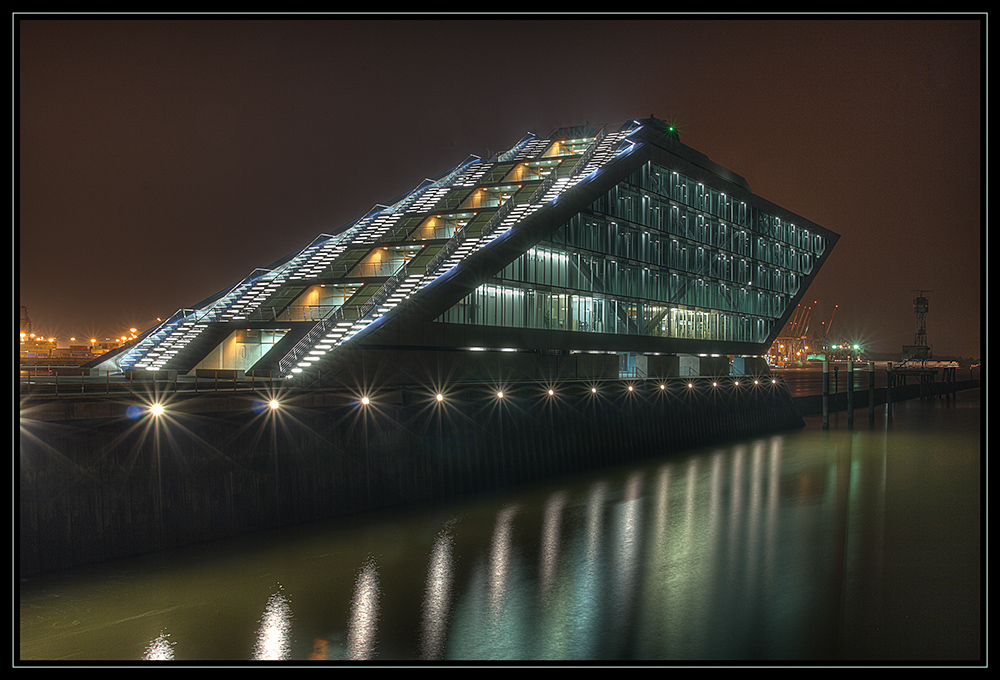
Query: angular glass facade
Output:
[[96, 118, 837, 382], [436, 160, 831, 345]]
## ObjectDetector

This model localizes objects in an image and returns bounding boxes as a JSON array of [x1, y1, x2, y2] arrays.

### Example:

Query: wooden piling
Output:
[[868, 361, 875, 425], [822, 360, 830, 430], [847, 361, 854, 429]]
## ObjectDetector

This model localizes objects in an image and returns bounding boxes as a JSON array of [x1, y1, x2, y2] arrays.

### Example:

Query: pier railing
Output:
[[18, 367, 982, 425]]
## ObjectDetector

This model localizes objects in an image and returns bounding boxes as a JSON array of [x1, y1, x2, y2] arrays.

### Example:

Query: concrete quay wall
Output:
[[20, 378, 801, 577]]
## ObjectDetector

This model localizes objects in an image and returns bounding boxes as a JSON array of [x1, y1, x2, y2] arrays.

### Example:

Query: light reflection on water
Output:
[[345, 558, 379, 661], [419, 526, 454, 661], [251, 587, 292, 660], [142, 631, 174, 661], [18, 392, 981, 664]]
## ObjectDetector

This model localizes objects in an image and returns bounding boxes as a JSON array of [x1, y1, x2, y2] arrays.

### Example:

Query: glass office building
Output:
[[94, 118, 838, 383], [439, 161, 826, 346]]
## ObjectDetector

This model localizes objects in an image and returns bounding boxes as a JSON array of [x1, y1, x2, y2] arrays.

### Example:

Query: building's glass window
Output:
[[542, 137, 595, 158], [349, 245, 424, 278], [436, 160, 830, 347], [410, 213, 474, 241], [503, 159, 562, 183], [460, 185, 518, 210]]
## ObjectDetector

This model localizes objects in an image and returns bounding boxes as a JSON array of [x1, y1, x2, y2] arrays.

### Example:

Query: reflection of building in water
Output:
[[134, 429, 884, 661], [439, 435, 855, 661]]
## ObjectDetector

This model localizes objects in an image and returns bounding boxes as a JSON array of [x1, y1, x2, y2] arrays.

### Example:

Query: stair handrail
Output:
[[277, 305, 348, 376]]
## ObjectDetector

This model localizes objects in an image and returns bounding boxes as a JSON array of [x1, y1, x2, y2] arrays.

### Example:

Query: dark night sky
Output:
[[17, 16, 984, 359]]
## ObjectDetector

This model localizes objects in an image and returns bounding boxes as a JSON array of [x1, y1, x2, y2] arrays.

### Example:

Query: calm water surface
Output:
[[18, 390, 982, 664]]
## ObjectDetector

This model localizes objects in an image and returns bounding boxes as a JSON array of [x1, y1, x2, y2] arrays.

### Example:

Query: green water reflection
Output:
[[18, 391, 981, 664]]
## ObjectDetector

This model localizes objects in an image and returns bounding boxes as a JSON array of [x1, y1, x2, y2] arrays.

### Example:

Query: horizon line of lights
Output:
[[136, 376, 782, 417], [20, 328, 141, 347]]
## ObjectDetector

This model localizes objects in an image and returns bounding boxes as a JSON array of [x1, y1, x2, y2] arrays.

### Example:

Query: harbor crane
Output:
[[768, 300, 819, 366]]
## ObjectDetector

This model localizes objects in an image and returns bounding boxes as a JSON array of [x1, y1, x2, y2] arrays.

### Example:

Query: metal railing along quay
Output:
[[19, 367, 285, 399], [19, 373, 804, 434], [20, 369, 777, 398], [19, 362, 981, 425]]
